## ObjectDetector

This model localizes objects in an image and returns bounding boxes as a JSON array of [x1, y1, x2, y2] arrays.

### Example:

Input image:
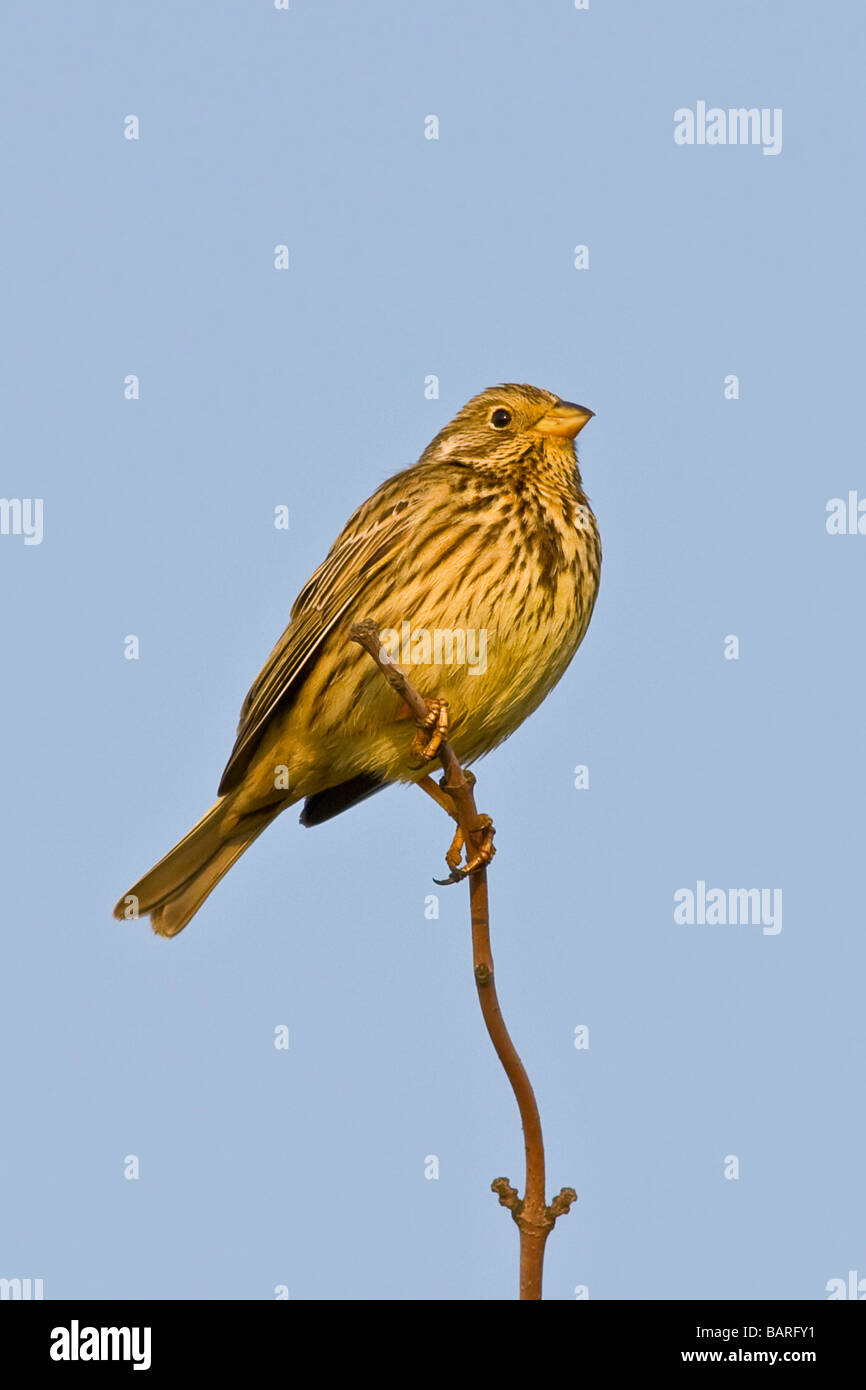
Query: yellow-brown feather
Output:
[[115, 383, 602, 935]]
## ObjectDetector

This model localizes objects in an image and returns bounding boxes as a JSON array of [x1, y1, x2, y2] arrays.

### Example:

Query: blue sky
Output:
[[1, 0, 863, 1299]]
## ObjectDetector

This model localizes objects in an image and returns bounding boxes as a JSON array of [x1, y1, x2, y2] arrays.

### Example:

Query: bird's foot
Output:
[[410, 697, 449, 766], [434, 813, 496, 885]]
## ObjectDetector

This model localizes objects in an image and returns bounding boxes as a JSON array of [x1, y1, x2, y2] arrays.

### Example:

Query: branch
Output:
[[350, 619, 576, 1300]]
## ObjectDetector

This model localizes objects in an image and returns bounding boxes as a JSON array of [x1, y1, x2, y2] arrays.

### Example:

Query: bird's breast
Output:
[[382, 485, 601, 761]]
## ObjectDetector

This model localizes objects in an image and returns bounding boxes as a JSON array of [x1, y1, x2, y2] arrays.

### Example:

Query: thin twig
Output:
[[350, 619, 576, 1300]]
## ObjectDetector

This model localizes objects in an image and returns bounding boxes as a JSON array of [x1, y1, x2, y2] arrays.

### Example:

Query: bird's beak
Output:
[[534, 400, 595, 439]]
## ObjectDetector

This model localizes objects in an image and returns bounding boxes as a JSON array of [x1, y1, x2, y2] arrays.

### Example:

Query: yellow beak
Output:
[[534, 400, 595, 439]]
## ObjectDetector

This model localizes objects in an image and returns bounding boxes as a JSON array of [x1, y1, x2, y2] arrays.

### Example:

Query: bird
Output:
[[113, 383, 601, 937]]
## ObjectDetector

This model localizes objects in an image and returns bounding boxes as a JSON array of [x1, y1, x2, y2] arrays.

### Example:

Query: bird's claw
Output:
[[433, 814, 496, 885], [410, 697, 449, 765]]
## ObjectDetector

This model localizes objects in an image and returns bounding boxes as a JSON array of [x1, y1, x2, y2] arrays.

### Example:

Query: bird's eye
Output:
[[491, 408, 512, 429]]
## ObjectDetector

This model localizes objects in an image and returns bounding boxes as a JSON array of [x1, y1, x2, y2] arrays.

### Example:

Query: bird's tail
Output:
[[113, 797, 282, 938]]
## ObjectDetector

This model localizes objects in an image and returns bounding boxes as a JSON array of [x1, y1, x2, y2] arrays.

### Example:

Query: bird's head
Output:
[[420, 383, 594, 473]]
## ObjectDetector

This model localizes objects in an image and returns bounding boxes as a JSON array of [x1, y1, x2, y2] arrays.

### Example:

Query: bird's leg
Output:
[[434, 812, 496, 885], [416, 773, 459, 820], [409, 697, 449, 765], [416, 771, 496, 884], [416, 774, 464, 867]]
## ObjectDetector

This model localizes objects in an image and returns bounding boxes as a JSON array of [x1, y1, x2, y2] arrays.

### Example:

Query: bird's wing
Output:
[[217, 486, 415, 795]]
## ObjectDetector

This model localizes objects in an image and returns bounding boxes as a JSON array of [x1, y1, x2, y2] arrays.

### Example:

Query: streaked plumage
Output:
[[114, 384, 601, 936]]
